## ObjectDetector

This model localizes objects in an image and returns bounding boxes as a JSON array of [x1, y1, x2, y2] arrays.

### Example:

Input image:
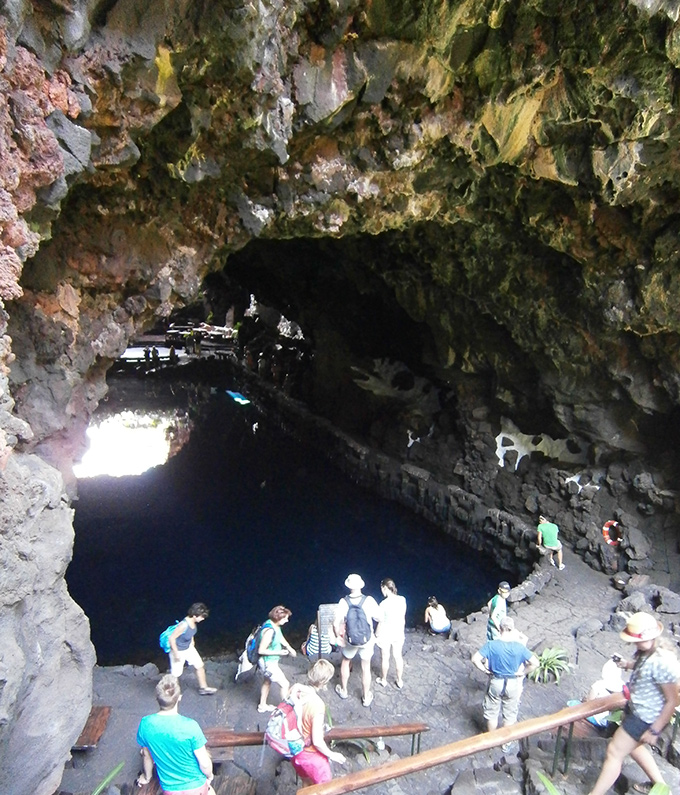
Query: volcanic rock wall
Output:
[[3, 0, 680, 791]]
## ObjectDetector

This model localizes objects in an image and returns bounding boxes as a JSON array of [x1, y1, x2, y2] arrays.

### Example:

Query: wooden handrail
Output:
[[297, 693, 627, 795], [204, 722, 429, 748]]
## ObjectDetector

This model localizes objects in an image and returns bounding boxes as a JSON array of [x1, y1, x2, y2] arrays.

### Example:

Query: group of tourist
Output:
[[134, 515, 680, 795]]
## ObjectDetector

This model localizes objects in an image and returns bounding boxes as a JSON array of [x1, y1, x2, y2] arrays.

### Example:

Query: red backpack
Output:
[[264, 691, 307, 758]]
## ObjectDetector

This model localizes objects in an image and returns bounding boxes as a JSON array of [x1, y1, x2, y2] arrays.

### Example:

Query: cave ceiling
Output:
[[4, 0, 680, 471], [6, 2, 680, 792]]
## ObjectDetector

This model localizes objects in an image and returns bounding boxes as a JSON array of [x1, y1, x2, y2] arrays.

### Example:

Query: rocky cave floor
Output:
[[57, 547, 680, 795]]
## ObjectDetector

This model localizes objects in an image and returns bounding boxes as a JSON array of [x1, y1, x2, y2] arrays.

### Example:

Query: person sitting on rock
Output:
[[301, 622, 333, 658], [585, 658, 625, 727], [424, 596, 451, 636], [537, 514, 565, 570]]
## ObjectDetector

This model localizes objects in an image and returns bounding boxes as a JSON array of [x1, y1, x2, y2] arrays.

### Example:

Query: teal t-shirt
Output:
[[538, 521, 560, 547], [137, 713, 207, 791], [261, 619, 283, 662]]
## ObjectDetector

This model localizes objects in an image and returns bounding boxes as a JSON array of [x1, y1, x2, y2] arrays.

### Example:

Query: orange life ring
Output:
[[602, 520, 621, 546]]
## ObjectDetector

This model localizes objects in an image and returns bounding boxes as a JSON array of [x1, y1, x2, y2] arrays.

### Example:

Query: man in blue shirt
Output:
[[136, 675, 215, 794], [472, 618, 539, 748]]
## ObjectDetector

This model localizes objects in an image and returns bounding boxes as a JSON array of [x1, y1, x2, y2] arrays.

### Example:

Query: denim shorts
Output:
[[621, 707, 651, 742]]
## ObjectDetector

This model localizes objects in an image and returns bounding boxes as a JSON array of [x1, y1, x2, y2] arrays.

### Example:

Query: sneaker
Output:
[[558, 564, 566, 570], [501, 742, 517, 753], [362, 692, 374, 707], [198, 687, 217, 695], [395, 680, 404, 689], [375, 678, 388, 687], [335, 684, 348, 699], [549, 558, 556, 567], [257, 704, 275, 713]]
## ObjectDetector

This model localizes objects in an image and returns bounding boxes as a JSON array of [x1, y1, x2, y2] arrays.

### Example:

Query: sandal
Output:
[[632, 783, 654, 794], [335, 684, 348, 699], [375, 678, 387, 687]]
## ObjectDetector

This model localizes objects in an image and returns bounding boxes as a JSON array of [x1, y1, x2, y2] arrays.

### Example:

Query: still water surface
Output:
[[68, 387, 507, 665]]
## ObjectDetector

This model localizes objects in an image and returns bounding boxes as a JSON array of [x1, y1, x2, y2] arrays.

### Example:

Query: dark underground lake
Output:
[[67, 373, 509, 666]]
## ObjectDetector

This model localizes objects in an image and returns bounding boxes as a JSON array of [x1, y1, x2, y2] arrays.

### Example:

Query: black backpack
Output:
[[344, 595, 371, 646]]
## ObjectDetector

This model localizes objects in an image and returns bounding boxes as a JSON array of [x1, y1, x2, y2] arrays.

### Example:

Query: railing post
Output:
[[551, 725, 563, 777], [563, 722, 575, 773]]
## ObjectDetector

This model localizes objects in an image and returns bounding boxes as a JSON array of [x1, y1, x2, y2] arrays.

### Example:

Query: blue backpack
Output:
[[245, 624, 263, 664], [159, 620, 183, 653]]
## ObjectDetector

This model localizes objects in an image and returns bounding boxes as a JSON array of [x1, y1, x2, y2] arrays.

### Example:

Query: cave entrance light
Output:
[[73, 410, 176, 478]]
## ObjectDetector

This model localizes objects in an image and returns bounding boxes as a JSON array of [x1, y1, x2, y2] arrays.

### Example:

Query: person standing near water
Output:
[[587, 612, 680, 795], [537, 514, 565, 570], [136, 674, 215, 794], [257, 605, 297, 713], [486, 581, 511, 641], [167, 603, 217, 695], [334, 574, 382, 707], [376, 578, 406, 689]]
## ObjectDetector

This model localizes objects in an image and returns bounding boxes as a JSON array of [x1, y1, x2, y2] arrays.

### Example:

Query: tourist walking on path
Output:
[[376, 578, 407, 689], [333, 573, 382, 707], [257, 605, 297, 713], [288, 660, 346, 785], [136, 674, 215, 794], [167, 603, 217, 695], [486, 581, 511, 641], [537, 515, 565, 569], [424, 596, 451, 635], [587, 612, 680, 795], [471, 617, 539, 751]]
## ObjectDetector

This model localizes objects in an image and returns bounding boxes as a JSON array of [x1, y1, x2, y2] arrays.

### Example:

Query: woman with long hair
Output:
[[376, 578, 407, 689], [588, 612, 680, 795]]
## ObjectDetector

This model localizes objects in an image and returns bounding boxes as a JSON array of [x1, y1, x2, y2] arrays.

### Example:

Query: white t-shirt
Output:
[[378, 594, 407, 643]]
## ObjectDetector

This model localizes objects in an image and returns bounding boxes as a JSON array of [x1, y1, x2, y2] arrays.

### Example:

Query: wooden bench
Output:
[[205, 722, 429, 756], [72, 705, 111, 751], [137, 771, 255, 795]]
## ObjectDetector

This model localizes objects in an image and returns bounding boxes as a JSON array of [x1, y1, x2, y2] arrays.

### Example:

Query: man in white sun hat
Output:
[[588, 612, 680, 795], [333, 574, 382, 707]]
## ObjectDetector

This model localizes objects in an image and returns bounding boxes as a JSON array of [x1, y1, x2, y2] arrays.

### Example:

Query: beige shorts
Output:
[[170, 645, 204, 676]]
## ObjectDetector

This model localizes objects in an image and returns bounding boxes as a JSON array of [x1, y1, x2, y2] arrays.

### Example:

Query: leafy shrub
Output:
[[528, 647, 571, 684]]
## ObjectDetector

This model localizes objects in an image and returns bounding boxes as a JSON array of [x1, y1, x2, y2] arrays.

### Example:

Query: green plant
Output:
[[528, 647, 571, 684], [536, 770, 562, 795], [332, 737, 379, 762], [91, 761, 124, 795], [535, 771, 669, 795]]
